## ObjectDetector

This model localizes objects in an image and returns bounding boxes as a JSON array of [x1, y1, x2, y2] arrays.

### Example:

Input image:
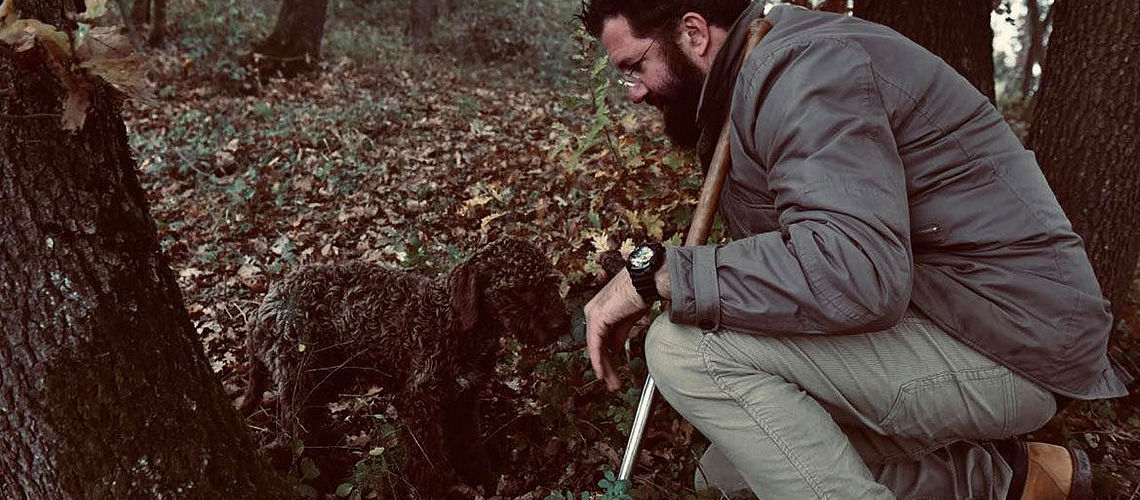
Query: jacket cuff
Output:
[[667, 245, 721, 330]]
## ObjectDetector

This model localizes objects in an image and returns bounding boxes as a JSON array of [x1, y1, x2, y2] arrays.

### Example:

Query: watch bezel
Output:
[[628, 245, 656, 271]]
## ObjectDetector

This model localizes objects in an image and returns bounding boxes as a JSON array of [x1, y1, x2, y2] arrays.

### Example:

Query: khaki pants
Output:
[[644, 310, 1057, 499]]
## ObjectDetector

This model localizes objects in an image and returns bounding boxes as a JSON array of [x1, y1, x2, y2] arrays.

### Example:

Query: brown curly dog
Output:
[[240, 237, 570, 497]]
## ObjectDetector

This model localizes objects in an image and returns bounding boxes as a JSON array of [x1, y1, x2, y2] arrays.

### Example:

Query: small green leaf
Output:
[[335, 483, 354, 497]]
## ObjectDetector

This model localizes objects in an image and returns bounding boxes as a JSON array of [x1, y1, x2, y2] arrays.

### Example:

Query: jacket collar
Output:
[[695, 1, 769, 168]]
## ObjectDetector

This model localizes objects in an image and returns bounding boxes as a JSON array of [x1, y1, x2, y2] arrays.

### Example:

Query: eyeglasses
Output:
[[617, 39, 656, 88]]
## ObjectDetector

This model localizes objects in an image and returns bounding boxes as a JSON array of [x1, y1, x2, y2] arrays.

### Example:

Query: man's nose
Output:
[[627, 83, 648, 104]]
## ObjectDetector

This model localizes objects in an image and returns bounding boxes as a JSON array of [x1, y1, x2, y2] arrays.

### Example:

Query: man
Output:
[[579, 1, 1131, 499]]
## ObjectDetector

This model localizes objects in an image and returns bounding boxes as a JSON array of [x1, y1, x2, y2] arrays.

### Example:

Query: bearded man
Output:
[[579, 1, 1131, 499]]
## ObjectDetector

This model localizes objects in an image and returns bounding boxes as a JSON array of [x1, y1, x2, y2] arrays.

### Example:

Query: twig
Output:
[[1128, 481, 1139, 500], [235, 303, 249, 325], [0, 113, 62, 120], [299, 348, 370, 405], [400, 419, 438, 473], [482, 404, 550, 443]]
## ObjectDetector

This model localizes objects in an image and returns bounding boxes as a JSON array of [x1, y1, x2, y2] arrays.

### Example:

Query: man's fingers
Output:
[[586, 322, 607, 382], [588, 324, 621, 392], [610, 315, 638, 348], [601, 353, 619, 391]]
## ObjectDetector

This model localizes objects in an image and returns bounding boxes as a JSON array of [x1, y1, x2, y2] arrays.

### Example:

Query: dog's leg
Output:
[[239, 356, 269, 417], [398, 390, 465, 499], [443, 388, 495, 494]]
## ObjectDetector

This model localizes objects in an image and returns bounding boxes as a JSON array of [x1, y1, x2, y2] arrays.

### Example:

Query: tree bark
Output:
[[854, 0, 996, 103], [0, 1, 293, 497], [1028, 0, 1140, 320], [253, 0, 329, 77]]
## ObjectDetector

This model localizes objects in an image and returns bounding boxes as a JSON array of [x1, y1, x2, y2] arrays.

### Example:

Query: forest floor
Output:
[[122, 15, 1140, 500]]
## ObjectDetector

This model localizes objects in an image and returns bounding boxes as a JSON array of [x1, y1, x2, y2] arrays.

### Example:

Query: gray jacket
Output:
[[666, 4, 1130, 399]]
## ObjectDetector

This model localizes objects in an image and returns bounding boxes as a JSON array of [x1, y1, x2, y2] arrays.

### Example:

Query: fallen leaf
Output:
[[80, 0, 107, 20], [237, 263, 260, 279]]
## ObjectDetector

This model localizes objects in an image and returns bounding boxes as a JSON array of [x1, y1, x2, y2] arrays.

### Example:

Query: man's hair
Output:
[[577, 0, 751, 39]]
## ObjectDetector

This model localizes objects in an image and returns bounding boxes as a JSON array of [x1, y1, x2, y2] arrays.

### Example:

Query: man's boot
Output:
[[1019, 442, 1093, 500]]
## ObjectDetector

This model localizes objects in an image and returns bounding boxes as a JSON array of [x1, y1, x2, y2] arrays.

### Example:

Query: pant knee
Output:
[[645, 315, 706, 395]]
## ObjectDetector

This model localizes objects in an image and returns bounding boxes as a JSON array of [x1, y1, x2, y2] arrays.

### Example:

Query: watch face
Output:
[[629, 246, 655, 271]]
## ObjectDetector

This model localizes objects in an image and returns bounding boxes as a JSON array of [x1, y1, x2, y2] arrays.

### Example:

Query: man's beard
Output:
[[646, 39, 706, 151]]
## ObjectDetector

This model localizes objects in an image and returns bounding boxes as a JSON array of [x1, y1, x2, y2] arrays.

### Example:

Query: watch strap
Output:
[[628, 243, 665, 303]]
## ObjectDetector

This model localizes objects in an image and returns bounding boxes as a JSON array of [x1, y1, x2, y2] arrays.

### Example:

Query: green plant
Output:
[[547, 468, 634, 500]]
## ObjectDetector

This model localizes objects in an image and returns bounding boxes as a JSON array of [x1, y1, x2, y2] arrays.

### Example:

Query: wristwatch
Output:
[[626, 243, 665, 303]]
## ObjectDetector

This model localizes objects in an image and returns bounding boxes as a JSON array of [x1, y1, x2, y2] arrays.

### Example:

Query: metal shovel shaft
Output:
[[617, 375, 656, 480], [615, 18, 774, 483]]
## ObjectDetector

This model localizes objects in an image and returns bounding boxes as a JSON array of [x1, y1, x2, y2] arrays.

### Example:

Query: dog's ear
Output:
[[449, 262, 479, 333]]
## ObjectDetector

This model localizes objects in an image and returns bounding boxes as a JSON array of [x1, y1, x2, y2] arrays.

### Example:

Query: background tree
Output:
[[0, 0, 292, 496], [253, 0, 329, 77], [1017, 0, 1050, 101], [129, 0, 165, 45], [1028, 0, 1140, 321], [853, 0, 996, 103], [408, 0, 436, 52]]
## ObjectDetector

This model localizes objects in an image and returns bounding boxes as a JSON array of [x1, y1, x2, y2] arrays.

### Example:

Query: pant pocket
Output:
[[878, 366, 1013, 444]]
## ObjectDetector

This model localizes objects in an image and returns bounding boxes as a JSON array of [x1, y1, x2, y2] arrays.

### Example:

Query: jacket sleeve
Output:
[[668, 39, 913, 335]]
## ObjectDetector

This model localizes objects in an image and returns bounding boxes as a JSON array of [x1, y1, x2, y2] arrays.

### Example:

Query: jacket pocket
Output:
[[878, 366, 1013, 446]]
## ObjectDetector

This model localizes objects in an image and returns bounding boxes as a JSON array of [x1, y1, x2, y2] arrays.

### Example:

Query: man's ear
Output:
[[449, 262, 479, 333], [678, 12, 712, 59]]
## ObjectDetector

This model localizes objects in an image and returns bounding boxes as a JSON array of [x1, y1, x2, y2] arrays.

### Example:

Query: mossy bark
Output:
[[854, 0, 996, 103], [1029, 0, 1140, 321], [0, 1, 292, 497]]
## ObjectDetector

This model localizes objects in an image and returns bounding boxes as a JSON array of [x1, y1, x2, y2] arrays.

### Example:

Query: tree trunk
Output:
[[253, 0, 329, 77], [0, 1, 293, 497], [129, 0, 149, 26], [409, 0, 437, 52], [1028, 0, 1140, 320], [1019, 0, 1045, 100], [147, 0, 165, 46], [854, 0, 996, 103], [128, 0, 166, 46]]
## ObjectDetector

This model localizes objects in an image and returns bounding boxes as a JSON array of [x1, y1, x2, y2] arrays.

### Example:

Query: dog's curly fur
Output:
[[240, 237, 570, 496]]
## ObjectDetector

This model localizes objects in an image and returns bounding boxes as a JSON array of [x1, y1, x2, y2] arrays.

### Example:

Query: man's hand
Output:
[[585, 268, 649, 392]]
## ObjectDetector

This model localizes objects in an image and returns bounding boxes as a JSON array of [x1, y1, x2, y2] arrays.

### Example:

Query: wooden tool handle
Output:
[[684, 18, 772, 247]]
